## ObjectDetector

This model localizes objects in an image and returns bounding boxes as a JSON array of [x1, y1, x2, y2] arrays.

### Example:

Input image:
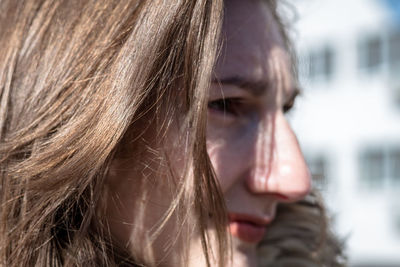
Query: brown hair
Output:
[[0, 0, 345, 266], [0, 0, 227, 266]]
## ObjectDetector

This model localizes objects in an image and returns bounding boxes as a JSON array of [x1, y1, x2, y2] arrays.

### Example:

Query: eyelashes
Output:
[[208, 98, 243, 117], [283, 99, 294, 114], [283, 89, 299, 114], [207, 95, 297, 122]]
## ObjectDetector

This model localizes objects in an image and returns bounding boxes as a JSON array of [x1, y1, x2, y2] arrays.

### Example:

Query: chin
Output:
[[186, 228, 260, 267], [230, 237, 258, 267]]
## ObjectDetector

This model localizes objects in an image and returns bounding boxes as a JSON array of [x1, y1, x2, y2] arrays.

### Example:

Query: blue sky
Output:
[[382, 0, 400, 23]]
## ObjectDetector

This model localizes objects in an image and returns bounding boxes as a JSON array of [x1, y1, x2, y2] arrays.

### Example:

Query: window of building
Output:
[[359, 148, 384, 188], [306, 154, 329, 190], [358, 35, 383, 72], [389, 29, 400, 68], [388, 149, 400, 184], [359, 146, 400, 189], [388, 29, 400, 98], [308, 46, 335, 82], [388, 30, 400, 106]]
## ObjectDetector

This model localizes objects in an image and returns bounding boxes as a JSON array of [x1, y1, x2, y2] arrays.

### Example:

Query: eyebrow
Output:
[[212, 76, 269, 96], [212, 75, 302, 100]]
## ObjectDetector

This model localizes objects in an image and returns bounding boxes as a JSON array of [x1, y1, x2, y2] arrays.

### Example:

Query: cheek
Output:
[[103, 133, 179, 246], [206, 124, 253, 192], [207, 140, 232, 192], [206, 113, 277, 193], [104, 151, 182, 263]]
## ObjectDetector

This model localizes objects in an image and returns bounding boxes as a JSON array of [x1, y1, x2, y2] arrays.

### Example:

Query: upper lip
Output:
[[228, 212, 274, 227]]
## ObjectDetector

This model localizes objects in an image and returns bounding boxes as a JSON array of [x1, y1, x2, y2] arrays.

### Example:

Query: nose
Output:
[[246, 112, 311, 202]]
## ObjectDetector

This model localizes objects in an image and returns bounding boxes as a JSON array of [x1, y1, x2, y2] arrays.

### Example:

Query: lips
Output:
[[228, 213, 272, 244]]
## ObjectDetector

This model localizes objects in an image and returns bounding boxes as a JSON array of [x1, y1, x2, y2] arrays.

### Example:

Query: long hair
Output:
[[0, 0, 345, 266], [0, 0, 227, 266]]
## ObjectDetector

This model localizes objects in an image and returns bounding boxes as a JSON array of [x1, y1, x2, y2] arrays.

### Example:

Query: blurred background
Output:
[[288, 0, 400, 266]]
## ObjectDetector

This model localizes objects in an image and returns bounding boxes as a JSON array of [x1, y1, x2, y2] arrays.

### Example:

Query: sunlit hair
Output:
[[0, 0, 226, 266], [0, 0, 344, 266]]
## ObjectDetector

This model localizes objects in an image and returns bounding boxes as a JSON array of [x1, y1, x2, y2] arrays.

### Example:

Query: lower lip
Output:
[[229, 221, 266, 243]]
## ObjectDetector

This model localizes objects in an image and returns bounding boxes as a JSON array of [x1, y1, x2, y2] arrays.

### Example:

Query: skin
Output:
[[206, 0, 310, 265], [106, 0, 311, 266]]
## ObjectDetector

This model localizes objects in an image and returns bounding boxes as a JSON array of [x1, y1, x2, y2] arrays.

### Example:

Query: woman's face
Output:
[[207, 0, 310, 265], [106, 0, 310, 266]]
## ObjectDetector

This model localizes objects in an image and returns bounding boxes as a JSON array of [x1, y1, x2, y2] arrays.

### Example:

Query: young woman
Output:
[[0, 0, 345, 266]]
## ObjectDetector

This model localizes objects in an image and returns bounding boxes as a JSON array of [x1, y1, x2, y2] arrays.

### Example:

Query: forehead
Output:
[[215, 0, 293, 92]]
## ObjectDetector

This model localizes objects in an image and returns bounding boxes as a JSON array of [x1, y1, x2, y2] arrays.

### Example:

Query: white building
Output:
[[290, 0, 400, 266]]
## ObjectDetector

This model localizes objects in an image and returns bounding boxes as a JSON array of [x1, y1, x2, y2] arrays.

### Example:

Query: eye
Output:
[[283, 92, 299, 114], [283, 98, 295, 114], [208, 98, 242, 116], [283, 88, 301, 114]]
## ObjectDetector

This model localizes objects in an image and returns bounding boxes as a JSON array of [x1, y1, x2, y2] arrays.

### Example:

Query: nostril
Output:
[[273, 193, 290, 201], [245, 159, 312, 201]]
